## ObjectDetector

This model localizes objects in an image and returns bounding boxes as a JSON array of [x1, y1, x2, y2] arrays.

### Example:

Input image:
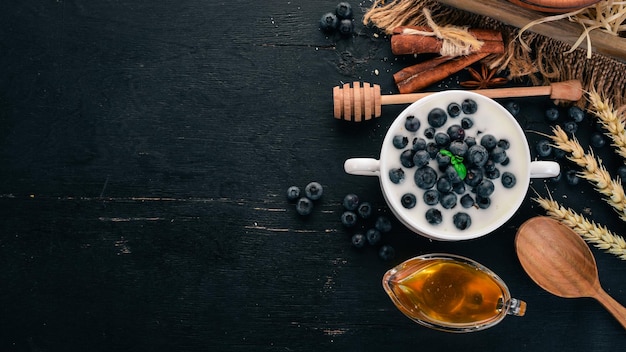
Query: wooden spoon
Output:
[[515, 216, 626, 330]]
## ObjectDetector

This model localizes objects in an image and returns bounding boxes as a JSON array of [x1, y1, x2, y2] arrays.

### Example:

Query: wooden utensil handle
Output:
[[595, 289, 626, 330]]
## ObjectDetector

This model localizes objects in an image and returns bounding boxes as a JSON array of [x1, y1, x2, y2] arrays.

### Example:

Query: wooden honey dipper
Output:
[[333, 80, 583, 121]]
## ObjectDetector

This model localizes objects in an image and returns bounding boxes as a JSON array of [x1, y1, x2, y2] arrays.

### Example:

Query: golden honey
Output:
[[382, 254, 525, 332]]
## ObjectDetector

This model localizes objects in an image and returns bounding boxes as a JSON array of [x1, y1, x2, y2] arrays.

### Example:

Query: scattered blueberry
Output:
[[475, 179, 495, 198], [447, 102, 462, 117], [389, 168, 405, 184], [436, 177, 453, 193], [305, 182, 324, 200], [412, 137, 427, 151], [366, 228, 382, 245], [545, 107, 559, 122], [536, 139, 552, 157], [375, 216, 393, 233], [461, 117, 474, 129], [452, 180, 466, 194], [505, 101, 520, 116], [427, 108, 447, 127], [413, 149, 430, 168], [424, 127, 436, 139], [453, 212, 472, 230], [447, 125, 465, 141], [401, 193, 417, 209], [400, 149, 416, 168], [357, 202, 372, 219], [425, 208, 443, 225], [460, 194, 475, 208], [335, 2, 353, 19], [378, 245, 395, 261], [405, 115, 421, 132], [440, 192, 457, 209], [434, 132, 451, 147], [568, 106, 585, 123], [296, 197, 314, 216], [435, 151, 451, 168], [501, 171, 516, 188], [287, 186, 301, 201], [341, 211, 358, 227], [467, 144, 489, 166], [449, 140, 468, 157], [464, 167, 483, 187], [480, 134, 498, 150], [319, 12, 339, 32], [476, 195, 491, 209], [461, 99, 478, 114], [490, 146, 507, 163], [618, 165, 626, 181], [497, 139, 510, 150], [351, 233, 367, 248], [393, 135, 409, 149], [562, 121, 578, 135], [414, 166, 438, 189], [423, 189, 440, 205], [343, 193, 360, 210], [590, 132, 606, 148], [565, 170, 580, 185], [338, 19, 354, 36], [464, 135, 476, 147]]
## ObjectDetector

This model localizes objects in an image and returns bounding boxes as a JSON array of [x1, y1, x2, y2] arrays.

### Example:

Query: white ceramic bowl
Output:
[[344, 91, 559, 241]]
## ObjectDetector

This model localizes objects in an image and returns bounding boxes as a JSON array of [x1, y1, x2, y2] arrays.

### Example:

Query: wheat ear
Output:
[[549, 126, 626, 222], [534, 196, 626, 260], [588, 89, 626, 163]]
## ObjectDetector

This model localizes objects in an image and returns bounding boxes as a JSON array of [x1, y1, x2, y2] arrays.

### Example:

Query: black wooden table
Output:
[[1, 1, 624, 351]]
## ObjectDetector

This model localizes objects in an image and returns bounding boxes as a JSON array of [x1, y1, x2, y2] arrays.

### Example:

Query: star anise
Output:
[[460, 64, 508, 89]]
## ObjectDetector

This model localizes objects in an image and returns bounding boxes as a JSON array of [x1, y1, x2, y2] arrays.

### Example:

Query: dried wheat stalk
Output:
[[588, 89, 626, 161], [548, 125, 626, 221], [534, 195, 626, 260]]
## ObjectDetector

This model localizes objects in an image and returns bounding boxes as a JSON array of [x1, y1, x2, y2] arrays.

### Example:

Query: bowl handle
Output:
[[344, 158, 380, 176], [529, 160, 560, 178]]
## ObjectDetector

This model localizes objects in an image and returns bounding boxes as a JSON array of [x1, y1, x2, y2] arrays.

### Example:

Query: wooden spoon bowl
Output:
[[515, 217, 626, 329]]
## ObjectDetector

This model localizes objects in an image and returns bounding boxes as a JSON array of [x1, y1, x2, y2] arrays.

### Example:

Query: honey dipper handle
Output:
[[381, 80, 582, 106], [595, 288, 626, 330]]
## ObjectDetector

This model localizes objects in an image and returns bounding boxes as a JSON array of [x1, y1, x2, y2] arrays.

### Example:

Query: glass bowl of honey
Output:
[[382, 253, 526, 332]]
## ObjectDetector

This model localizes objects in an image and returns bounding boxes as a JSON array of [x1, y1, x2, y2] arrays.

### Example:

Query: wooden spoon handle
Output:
[[595, 289, 626, 330]]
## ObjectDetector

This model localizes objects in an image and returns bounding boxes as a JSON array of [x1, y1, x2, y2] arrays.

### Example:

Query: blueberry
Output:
[[590, 132, 606, 148], [366, 228, 382, 245], [414, 166, 438, 189], [551, 172, 562, 183], [436, 177, 453, 193], [480, 134, 498, 150], [425, 208, 443, 225], [464, 167, 483, 187], [341, 211, 358, 227], [338, 19, 354, 36], [296, 197, 314, 216], [467, 144, 489, 167], [357, 202, 372, 219], [427, 107, 447, 128], [400, 149, 416, 168], [497, 139, 510, 149], [485, 168, 501, 180], [379, 245, 395, 261], [305, 182, 324, 200], [460, 194, 475, 208], [476, 196, 491, 209], [425, 142, 439, 158], [389, 168, 405, 184], [351, 233, 366, 248], [461, 117, 474, 129], [447, 125, 465, 141], [545, 107, 559, 122], [375, 216, 393, 233], [447, 102, 462, 117], [464, 136, 476, 147], [440, 192, 457, 209], [452, 181, 466, 194], [405, 115, 421, 132], [475, 179, 495, 198], [453, 212, 472, 230], [565, 170, 580, 185], [553, 148, 566, 159], [490, 146, 507, 163], [424, 127, 436, 139], [618, 165, 626, 181], [335, 2, 353, 19], [449, 141, 468, 157], [287, 186, 301, 201], [343, 193, 360, 210], [536, 139, 552, 157], [434, 132, 451, 147], [412, 137, 427, 151], [501, 171, 516, 188], [505, 101, 520, 116], [435, 151, 451, 168], [568, 106, 585, 122], [423, 189, 440, 205], [319, 12, 338, 32], [393, 135, 408, 149], [461, 99, 478, 114], [563, 121, 578, 135], [401, 193, 417, 209], [413, 149, 431, 168]]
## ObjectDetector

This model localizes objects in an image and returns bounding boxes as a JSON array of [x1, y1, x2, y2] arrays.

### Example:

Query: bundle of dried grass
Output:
[[363, 0, 626, 108]]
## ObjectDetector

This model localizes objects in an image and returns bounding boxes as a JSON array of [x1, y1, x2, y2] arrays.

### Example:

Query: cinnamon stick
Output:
[[394, 52, 489, 94], [391, 26, 504, 56]]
